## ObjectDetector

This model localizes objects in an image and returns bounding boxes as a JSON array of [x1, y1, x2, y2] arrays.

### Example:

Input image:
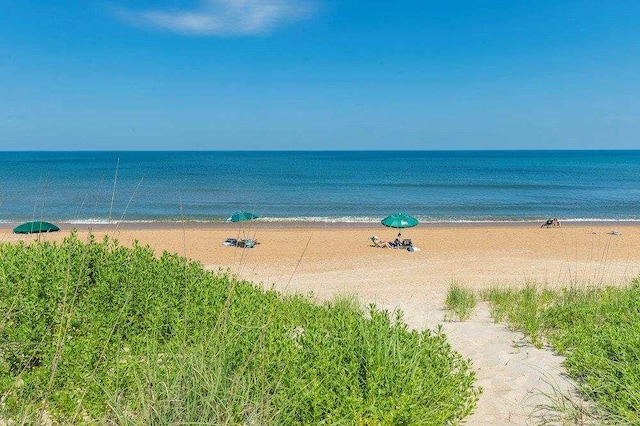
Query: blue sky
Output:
[[1, 0, 639, 150]]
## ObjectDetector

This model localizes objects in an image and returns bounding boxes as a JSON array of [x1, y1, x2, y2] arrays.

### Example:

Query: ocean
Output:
[[1, 151, 639, 224]]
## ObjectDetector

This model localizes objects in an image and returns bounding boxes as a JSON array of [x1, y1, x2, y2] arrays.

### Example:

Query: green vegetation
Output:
[[444, 282, 476, 321], [482, 283, 556, 345], [483, 281, 640, 424], [0, 233, 480, 424]]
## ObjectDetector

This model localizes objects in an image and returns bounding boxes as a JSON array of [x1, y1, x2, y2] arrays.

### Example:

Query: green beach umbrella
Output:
[[228, 211, 259, 223], [13, 221, 60, 234], [381, 213, 418, 229]]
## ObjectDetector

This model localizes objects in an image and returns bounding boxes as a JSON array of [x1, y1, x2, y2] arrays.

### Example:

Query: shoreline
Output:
[[2, 219, 640, 231]]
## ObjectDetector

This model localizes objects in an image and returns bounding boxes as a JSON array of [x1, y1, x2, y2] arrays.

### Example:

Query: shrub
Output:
[[483, 281, 640, 423], [0, 233, 480, 424]]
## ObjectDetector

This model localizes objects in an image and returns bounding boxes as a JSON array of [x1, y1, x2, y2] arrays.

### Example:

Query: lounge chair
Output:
[[370, 236, 388, 248], [541, 218, 560, 228], [238, 238, 258, 248], [387, 239, 402, 249], [222, 238, 238, 246]]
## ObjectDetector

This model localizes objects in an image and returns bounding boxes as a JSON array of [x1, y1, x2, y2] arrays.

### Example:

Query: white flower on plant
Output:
[[289, 326, 305, 348], [290, 326, 305, 338]]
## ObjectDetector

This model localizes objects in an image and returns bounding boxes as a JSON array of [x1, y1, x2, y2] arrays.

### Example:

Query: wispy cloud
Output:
[[115, 0, 319, 36]]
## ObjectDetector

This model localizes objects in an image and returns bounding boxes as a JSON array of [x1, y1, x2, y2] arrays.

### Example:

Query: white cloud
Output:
[[116, 0, 318, 36]]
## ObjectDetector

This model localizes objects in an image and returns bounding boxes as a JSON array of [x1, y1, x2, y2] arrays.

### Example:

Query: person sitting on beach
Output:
[[541, 218, 554, 228], [370, 236, 388, 248], [541, 218, 561, 228], [387, 237, 402, 248], [370, 235, 404, 248]]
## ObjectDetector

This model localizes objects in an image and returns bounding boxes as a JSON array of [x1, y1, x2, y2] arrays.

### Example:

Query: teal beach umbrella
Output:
[[381, 213, 418, 229], [228, 211, 259, 223], [13, 221, 60, 234]]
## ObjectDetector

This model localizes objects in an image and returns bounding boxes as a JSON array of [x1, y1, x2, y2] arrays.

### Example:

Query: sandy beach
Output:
[[4, 222, 638, 295], [3, 222, 639, 326], [2, 222, 639, 424]]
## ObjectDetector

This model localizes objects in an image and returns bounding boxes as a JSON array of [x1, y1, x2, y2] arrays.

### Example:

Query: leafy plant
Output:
[[483, 280, 640, 423], [0, 233, 480, 424]]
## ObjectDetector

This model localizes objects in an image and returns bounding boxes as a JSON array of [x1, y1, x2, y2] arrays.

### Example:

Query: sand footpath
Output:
[[3, 223, 638, 424]]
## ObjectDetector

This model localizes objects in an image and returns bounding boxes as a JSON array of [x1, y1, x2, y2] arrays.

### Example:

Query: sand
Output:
[[2, 222, 638, 424]]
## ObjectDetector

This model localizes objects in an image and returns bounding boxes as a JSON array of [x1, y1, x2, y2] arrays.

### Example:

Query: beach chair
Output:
[[541, 218, 560, 228], [387, 239, 402, 249], [541, 219, 554, 228], [238, 238, 257, 248], [370, 236, 388, 248], [222, 238, 238, 247]]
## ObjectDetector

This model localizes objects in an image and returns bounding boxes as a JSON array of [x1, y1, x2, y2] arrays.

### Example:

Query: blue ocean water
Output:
[[1, 151, 639, 223]]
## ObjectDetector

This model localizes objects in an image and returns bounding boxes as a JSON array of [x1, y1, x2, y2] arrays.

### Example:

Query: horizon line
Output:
[[2, 148, 640, 153]]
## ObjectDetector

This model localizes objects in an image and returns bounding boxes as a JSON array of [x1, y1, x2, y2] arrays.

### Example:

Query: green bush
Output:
[[483, 281, 640, 423], [0, 233, 480, 424]]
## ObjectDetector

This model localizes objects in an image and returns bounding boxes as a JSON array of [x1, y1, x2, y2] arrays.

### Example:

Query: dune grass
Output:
[[0, 233, 480, 424], [444, 282, 477, 321], [482, 283, 556, 346], [482, 280, 640, 424]]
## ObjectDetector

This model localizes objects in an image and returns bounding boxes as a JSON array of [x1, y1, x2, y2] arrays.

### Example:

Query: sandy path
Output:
[[2, 223, 638, 424], [440, 304, 584, 425]]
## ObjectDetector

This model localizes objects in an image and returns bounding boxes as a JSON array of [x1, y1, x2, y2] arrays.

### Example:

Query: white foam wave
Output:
[[557, 218, 640, 222], [416, 218, 640, 223], [235, 216, 640, 224], [5, 216, 640, 226], [256, 216, 381, 223]]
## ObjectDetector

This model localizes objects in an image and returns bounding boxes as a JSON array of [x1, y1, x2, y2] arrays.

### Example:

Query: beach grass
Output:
[[444, 281, 477, 321], [0, 233, 480, 424], [482, 280, 640, 424], [482, 283, 556, 346]]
